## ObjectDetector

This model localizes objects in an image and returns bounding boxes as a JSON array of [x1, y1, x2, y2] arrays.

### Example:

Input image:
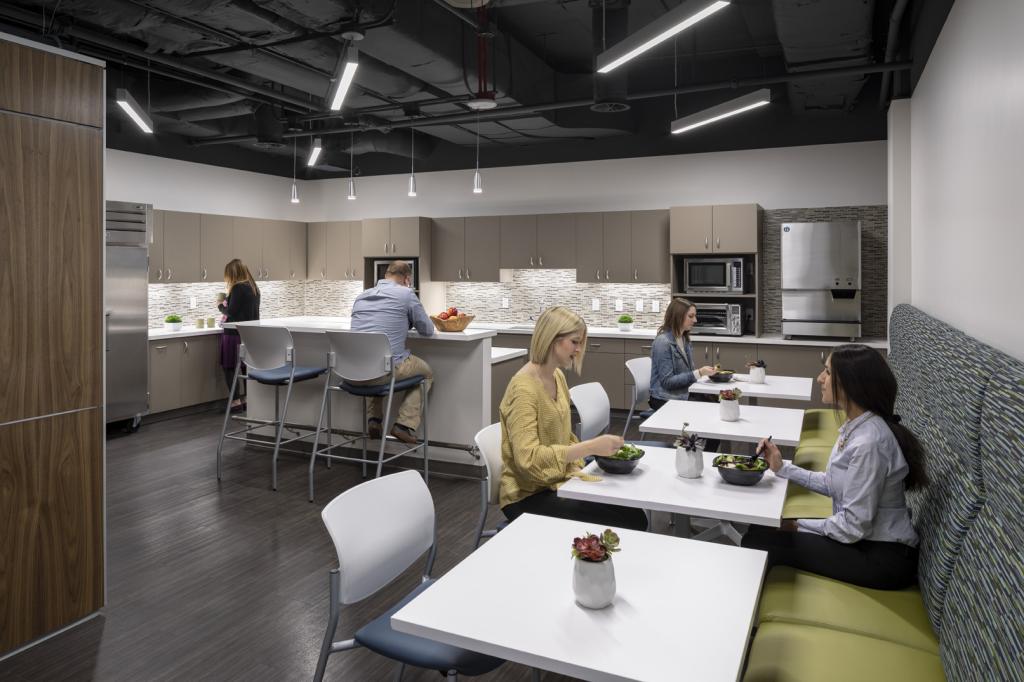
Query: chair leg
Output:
[[216, 357, 242, 481], [272, 379, 295, 492], [392, 662, 406, 682], [313, 575, 341, 682], [325, 389, 332, 470], [531, 669, 542, 682], [309, 379, 331, 503], [473, 479, 488, 549], [420, 382, 429, 484], [377, 386, 396, 479], [361, 397, 368, 478]]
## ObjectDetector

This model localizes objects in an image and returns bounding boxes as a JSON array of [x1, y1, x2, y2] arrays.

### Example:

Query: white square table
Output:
[[639, 399, 805, 447], [558, 447, 788, 544], [688, 373, 813, 402], [391, 513, 768, 682]]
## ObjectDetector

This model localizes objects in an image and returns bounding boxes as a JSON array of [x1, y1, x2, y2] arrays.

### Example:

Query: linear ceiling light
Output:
[[408, 128, 417, 197], [307, 137, 322, 166], [670, 88, 771, 134], [115, 87, 153, 133], [329, 47, 359, 111], [596, 0, 730, 74]]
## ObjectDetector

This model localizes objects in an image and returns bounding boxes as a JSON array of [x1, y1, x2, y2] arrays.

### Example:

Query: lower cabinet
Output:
[[149, 335, 227, 413], [756, 345, 831, 408], [566, 338, 629, 410], [491, 355, 528, 423]]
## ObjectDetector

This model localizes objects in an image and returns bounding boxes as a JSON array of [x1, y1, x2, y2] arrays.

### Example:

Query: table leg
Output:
[[691, 521, 744, 545]]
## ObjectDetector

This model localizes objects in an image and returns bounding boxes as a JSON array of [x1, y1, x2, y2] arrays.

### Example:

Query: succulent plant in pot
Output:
[[718, 388, 742, 422], [617, 314, 634, 331], [674, 422, 706, 478], [164, 314, 183, 331], [571, 529, 620, 609]]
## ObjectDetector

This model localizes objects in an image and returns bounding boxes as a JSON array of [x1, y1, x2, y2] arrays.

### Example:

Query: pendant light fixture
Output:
[[347, 131, 357, 201], [306, 137, 322, 166], [290, 139, 300, 204], [116, 88, 153, 133], [407, 128, 417, 197], [472, 113, 483, 194], [670, 88, 771, 134]]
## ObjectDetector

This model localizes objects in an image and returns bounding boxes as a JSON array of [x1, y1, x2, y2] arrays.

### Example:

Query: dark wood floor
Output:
[[5, 408, 673, 681]]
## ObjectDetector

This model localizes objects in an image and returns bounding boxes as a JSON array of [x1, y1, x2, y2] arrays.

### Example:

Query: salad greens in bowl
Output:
[[595, 444, 645, 474], [712, 454, 768, 485]]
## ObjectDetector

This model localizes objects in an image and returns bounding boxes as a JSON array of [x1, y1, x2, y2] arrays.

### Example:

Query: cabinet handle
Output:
[[820, 350, 825, 363], [155, 345, 168, 350], [184, 341, 189, 353], [596, 269, 601, 280], [457, 268, 462, 280], [715, 346, 720, 362], [466, 267, 471, 279], [290, 270, 295, 279], [705, 236, 709, 250], [529, 256, 534, 267], [321, 269, 325, 279], [156, 268, 163, 281], [538, 256, 543, 267], [166, 267, 172, 281], [704, 346, 709, 361], [634, 268, 638, 280], [384, 240, 388, 254], [202, 268, 207, 280], [391, 241, 396, 253], [590, 343, 601, 349], [640, 345, 651, 352], [716, 237, 721, 249], [605, 269, 610, 280]]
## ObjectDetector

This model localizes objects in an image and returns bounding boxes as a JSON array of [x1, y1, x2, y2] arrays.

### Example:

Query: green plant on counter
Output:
[[165, 314, 182, 323], [617, 314, 633, 324]]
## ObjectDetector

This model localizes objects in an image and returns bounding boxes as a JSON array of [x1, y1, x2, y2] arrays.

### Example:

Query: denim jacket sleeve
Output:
[[651, 334, 699, 393]]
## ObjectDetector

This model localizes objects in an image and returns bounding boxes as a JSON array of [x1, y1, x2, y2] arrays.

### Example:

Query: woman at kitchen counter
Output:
[[218, 258, 261, 411], [498, 306, 648, 531], [742, 345, 926, 589]]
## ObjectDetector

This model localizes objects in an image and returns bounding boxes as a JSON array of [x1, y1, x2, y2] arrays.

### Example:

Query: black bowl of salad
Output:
[[712, 454, 768, 485], [594, 443, 645, 475], [707, 370, 736, 383]]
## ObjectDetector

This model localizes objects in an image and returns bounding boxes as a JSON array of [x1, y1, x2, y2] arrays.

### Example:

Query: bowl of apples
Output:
[[431, 306, 475, 332]]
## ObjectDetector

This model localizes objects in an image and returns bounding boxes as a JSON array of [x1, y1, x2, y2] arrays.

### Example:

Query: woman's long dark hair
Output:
[[829, 344, 927, 490], [658, 298, 695, 341]]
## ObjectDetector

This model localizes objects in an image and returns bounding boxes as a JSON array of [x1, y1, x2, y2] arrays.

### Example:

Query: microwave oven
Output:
[[372, 258, 419, 291], [683, 257, 744, 294], [692, 303, 743, 336]]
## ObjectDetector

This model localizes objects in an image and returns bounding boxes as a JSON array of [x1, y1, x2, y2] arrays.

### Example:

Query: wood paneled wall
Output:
[[0, 36, 104, 656]]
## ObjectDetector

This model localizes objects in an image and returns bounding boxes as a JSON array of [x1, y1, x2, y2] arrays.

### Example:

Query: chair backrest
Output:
[[474, 423, 502, 505], [321, 470, 435, 605], [325, 330, 392, 382], [569, 382, 610, 441], [625, 356, 652, 406], [237, 326, 292, 371]]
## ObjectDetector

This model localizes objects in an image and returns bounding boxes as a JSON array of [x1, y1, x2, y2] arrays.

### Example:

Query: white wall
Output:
[[887, 99, 912, 316], [302, 141, 887, 221], [908, 0, 1024, 361]]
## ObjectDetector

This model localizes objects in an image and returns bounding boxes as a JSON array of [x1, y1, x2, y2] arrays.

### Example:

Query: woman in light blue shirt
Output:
[[742, 344, 927, 590]]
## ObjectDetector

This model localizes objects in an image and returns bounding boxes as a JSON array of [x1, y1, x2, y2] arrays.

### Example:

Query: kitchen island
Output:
[[229, 316, 501, 466]]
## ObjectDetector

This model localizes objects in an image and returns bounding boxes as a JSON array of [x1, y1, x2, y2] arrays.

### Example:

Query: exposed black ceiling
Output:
[[1, 0, 952, 179]]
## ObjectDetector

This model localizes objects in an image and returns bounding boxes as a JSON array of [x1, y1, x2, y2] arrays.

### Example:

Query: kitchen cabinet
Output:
[[565, 338, 628, 410], [200, 214, 234, 283], [491, 355, 528, 423], [499, 215, 538, 269], [670, 203, 760, 254], [630, 210, 670, 283], [261, 220, 293, 281], [363, 217, 428, 257], [690, 340, 757, 371], [149, 336, 227, 413], [233, 217, 264, 278], [288, 221, 307, 281], [149, 340, 183, 413], [151, 210, 200, 283], [756, 345, 829, 408], [231, 218, 305, 281], [576, 211, 669, 284], [493, 333, 531, 350], [322, 220, 362, 281], [537, 214, 576, 269], [432, 216, 501, 281], [149, 210, 165, 283], [602, 212, 632, 283], [307, 222, 326, 280], [575, 212, 604, 283]]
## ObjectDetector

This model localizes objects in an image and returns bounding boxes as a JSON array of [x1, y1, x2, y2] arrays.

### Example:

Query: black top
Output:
[[218, 282, 260, 336]]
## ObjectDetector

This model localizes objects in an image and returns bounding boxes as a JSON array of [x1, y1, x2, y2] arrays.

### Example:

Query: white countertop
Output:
[[149, 325, 224, 340], [491, 347, 527, 364], [228, 316, 497, 341]]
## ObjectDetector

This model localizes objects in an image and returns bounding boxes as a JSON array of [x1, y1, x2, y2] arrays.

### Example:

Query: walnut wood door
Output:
[[0, 41, 103, 126]]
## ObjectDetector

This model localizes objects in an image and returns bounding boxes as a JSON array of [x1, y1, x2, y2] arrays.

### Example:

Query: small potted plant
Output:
[[617, 314, 634, 332], [570, 529, 620, 609], [746, 359, 767, 384], [674, 422, 706, 478], [719, 388, 742, 422], [164, 314, 183, 331]]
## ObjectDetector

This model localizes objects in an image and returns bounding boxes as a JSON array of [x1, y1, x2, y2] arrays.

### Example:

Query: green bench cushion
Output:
[[743, 622, 946, 682], [781, 485, 831, 520], [797, 409, 843, 449], [757, 567, 938, 654], [792, 445, 830, 471]]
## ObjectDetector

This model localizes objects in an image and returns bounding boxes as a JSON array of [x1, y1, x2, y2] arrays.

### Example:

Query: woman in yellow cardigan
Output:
[[498, 306, 648, 531]]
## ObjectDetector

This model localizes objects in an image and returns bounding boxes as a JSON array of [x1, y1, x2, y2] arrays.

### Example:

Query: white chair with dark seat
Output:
[[570, 381, 666, 448], [216, 325, 328, 491], [472, 422, 510, 548], [313, 470, 504, 682], [623, 357, 656, 438], [307, 330, 429, 502]]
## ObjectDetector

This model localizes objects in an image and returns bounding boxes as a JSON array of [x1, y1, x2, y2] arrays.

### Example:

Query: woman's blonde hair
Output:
[[658, 297, 695, 341], [224, 258, 260, 298], [529, 306, 588, 373]]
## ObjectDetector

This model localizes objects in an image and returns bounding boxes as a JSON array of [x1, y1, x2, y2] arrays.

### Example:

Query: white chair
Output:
[[472, 423, 510, 548], [623, 357, 656, 438], [569, 382, 610, 440], [307, 330, 429, 502], [216, 326, 328, 491], [313, 471, 503, 681]]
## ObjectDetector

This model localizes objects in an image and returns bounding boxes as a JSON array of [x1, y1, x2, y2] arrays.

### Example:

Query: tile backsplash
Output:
[[148, 280, 305, 328]]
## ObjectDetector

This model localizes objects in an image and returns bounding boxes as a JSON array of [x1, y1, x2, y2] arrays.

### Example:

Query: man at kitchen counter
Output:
[[350, 260, 434, 444]]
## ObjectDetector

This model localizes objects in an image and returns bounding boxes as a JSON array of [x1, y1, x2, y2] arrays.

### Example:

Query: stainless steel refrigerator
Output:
[[105, 201, 150, 428], [781, 221, 862, 340]]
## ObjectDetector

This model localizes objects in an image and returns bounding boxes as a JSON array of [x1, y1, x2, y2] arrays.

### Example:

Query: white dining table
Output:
[[639, 399, 805, 446], [391, 513, 768, 682], [558, 447, 789, 544], [688, 373, 814, 402]]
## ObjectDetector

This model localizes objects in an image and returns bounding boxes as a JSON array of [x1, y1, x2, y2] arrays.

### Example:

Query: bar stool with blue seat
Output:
[[307, 330, 429, 502], [216, 325, 328, 490]]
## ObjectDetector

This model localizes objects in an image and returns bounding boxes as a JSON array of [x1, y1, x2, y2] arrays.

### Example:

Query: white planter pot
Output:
[[719, 399, 740, 422], [749, 366, 766, 384], [573, 557, 616, 609], [618, 323, 633, 332], [675, 446, 704, 478], [164, 322, 182, 331]]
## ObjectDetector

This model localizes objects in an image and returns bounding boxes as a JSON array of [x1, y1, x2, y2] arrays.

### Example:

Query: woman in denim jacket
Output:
[[649, 298, 717, 409]]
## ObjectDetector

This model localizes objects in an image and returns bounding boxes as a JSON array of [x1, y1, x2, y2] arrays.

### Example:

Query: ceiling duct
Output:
[[590, 0, 631, 114], [253, 105, 285, 149]]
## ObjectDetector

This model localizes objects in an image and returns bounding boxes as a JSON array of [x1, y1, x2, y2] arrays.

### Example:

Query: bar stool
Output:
[[307, 330, 429, 502], [216, 326, 328, 491]]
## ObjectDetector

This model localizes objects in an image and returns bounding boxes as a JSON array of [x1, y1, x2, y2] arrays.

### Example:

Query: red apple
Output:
[[448, 307, 458, 316], [438, 312, 450, 320]]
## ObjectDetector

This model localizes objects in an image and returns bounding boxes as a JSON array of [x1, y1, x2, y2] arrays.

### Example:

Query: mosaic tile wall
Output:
[[148, 280, 306, 328], [302, 279, 366, 317], [760, 205, 888, 337]]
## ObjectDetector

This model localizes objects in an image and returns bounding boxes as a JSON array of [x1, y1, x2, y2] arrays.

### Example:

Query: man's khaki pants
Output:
[[363, 354, 433, 432]]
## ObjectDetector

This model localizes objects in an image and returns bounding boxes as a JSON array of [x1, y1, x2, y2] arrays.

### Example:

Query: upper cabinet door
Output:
[[233, 218, 264, 279], [537, 214, 575, 269], [307, 222, 326, 280], [602, 211, 632, 283], [261, 220, 293, 281], [389, 217, 421, 256], [670, 205, 713, 253], [575, 212, 604, 283], [499, 214, 537, 269], [362, 218, 391, 257], [325, 221, 349, 280], [286, 221, 306, 281], [712, 204, 759, 253], [347, 221, 364, 281], [200, 214, 234, 283], [161, 211, 201, 283], [465, 216, 501, 282], [630, 210, 670, 283], [149, 210, 165, 283], [0, 41, 103, 127], [431, 217, 466, 282]]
